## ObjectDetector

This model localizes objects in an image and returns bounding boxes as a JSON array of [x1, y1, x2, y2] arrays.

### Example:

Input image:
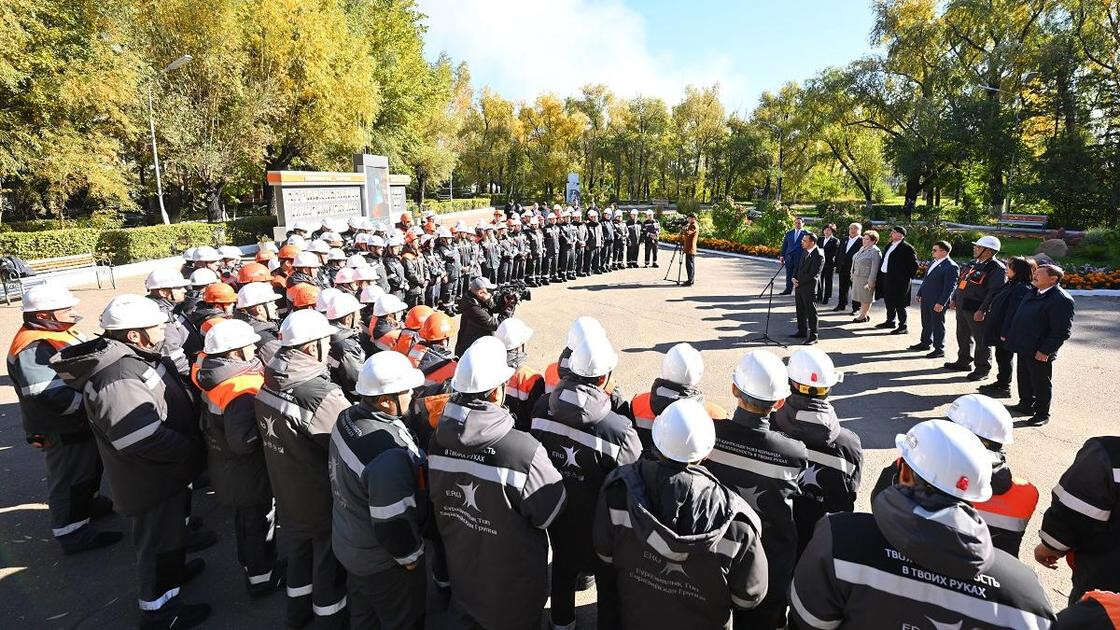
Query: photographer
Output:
[[454, 277, 514, 356]]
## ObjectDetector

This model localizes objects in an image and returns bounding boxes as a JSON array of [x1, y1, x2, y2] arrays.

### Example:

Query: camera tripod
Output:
[[662, 241, 685, 285], [745, 260, 788, 348]]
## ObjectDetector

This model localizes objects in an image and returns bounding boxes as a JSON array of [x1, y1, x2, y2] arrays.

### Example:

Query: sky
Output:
[[416, 0, 881, 114]]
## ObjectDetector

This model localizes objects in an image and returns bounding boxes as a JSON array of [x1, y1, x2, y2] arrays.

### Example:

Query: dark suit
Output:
[[794, 247, 824, 337], [1005, 285, 1075, 417], [816, 236, 839, 303], [916, 258, 959, 350], [835, 235, 861, 309], [875, 239, 919, 327], [781, 228, 806, 292]]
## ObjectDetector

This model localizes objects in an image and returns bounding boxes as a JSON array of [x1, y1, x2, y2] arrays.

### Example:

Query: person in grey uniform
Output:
[[945, 235, 1006, 380]]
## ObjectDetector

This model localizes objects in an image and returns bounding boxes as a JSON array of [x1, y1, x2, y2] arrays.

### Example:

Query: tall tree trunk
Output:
[[205, 181, 224, 223], [903, 173, 922, 216]]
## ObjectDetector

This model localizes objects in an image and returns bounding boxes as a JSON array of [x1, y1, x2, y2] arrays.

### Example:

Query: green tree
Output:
[[519, 94, 588, 198]]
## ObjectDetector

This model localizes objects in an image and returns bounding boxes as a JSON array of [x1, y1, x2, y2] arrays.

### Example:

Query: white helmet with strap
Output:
[[355, 352, 425, 396], [661, 342, 704, 387], [278, 309, 336, 347], [732, 350, 791, 402], [203, 319, 260, 355], [22, 284, 80, 313], [896, 419, 992, 502], [451, 336, 515, 393], [653, 399, 716, 463]]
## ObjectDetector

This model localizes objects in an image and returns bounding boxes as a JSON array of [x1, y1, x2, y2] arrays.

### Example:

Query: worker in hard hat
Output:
[[271, 244, 301, 295], [325, 248, 347, 282], [234, 282, 283, 365], [791, 420, 1054, 628], [286, 282, 320, 314], [436, 226, 461, 314], [530, 329, 642, 630], [629, 342, 727, 451], [255, 309, 351, 628], [543, 211, 560, 283], [594, 398, 768, 628], [183, 267, 220, 320], [427, 336, 566, 630], [625, 209, 641, 268], [331, 266, 358, 296], [583, 208, 601, 275], [369, 293, 408, 353], [191, 319, 282, 598], [704, 350, 807, 629], [144, 269, 196, 378], [9, 285, 121, 555], [640, 209, 660, 268], [610, 210, 626, 271], [538, 317, 629, 418], [189, 246, 222, 274], [325, 293, 367, 403], [400, 233, 426, 308], [421, 234, 444, 308], [217, 245, 243, 283], [411, 311, 456, 384], [493, 317, 543, 430], [393, 305, 433, 360], [51, 295, 211, 629], [771, 348, 862, 558], [382, 232, 408, 301], [599, 209, 614, 274], [288, 252, 325, 289], [189, 282, 238, 336], [945, 234, 1007, 381], [357, 285, 385, 332], [327, 351, 428, 630], [315, 287, 343, 317]]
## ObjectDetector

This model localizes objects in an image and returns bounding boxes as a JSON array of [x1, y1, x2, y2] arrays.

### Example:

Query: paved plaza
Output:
[[2, 245, 1116, 627]]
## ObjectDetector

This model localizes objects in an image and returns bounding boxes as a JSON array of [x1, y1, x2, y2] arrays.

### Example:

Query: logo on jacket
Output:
[[659, 561, 689, 579], [457, 482, 480, 512], [735, 486, 766, 511], [260, 414, 279, 440], [562, 445, 580, 468], [925, 617, 963, 630], [799, 464, 821, 490]]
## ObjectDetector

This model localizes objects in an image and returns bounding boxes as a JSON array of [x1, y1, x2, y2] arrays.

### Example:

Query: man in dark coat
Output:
[[454, 277, 512, 357], [791, 232, 824, 344], [778, 216, 806, 295], [815, 224, 839, 304], [1004, 264, 1075, 426], [910, 240, 960, 358], [832, 222, 863, 313], [875, 225, 919, 335]]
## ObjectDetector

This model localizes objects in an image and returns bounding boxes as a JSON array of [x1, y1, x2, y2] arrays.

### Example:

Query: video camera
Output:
[[493, 280, 532, 311]]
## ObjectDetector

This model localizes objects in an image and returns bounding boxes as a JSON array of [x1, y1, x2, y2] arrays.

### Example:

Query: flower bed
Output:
[[696, 237, 780, 258]]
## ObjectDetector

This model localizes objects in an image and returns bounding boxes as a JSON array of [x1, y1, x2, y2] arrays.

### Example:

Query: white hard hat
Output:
[[322, 232, 342, 244], [388, 233, 405, 247], [333, 267, 357, 285], [372, 293, 408, 316], [787, 348, 843, 388], [661, 343, 704, 387], [100, 294, 168, 330], [653, 399, 716, 463], [355, 352, 425, 397], [547, 212, 556, 220], [629, 209, 638, 216], [568, 331, 618, 377], [327, 248, 347, 262], [261, 242, 279, 254], [348, 216, 363, 229], [267, 258, 280, 272], [190, 268, 219, 287], [203, 318, 260, 355], [587, 209, 598, 218], [437, 227, 453, 238], [355, 233, 372, 245], [307, 239, 330, 254], [452, 336, 516, 394], [327, 292, 362, 321], [315, 287, 342, 313], [278, 309, 336, 347], [194, 246, 220, 262], [370, 235, 386, 248], [236, 282, 281, 309], [972, 235, 1002, 252], [454, 221, 468, 232], [218, 245, 242, 260], [566, 316, 605, 350], [286, 234, 307, 248], [354, 265, 380, 282], [529, 216, 539, 225], [293, 252, 322, 268], [359, 284, 386, 304], [21, 284, 79, 313], [732, 350, 791, 401], [292, 221, 311, 233], [495, 317, 534, 350], [145, 269, 190, 291], [182, 247, 199, 262], [347, 254, 369, 269], [946, 394, 1014, 445], [896, 419, 992, 502]]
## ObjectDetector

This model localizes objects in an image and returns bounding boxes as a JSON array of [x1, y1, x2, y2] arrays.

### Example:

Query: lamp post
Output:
[[147, 54, 192, 225]]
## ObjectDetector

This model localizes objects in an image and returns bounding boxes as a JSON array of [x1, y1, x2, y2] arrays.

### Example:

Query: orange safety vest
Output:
[[367, 315, 380, 339], [973, 478, 1039, 534], [200, 373, 263, 414], [544, 362, 560, 393], [505, 366, 542, 402], [1083, 591, 1120, 627], [375, 329, 402, 352], [8, 327, 85, 358], [422, 354, 457, 386], [393, 329, 421, 360], [423, 393, 452, 429], [631, 390, 727, 430], [200, 315, 225, 334]]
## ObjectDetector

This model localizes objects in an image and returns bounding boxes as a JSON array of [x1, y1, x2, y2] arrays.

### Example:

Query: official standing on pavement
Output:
[[791, 232, 823, 344], [833, 222, 862, 313], [1004, 264, 1075, 426], [945, 235, 1006, 379], [816, 224, 838, 304], [779, 217, 806, 295], [910, 240, 959, 358], [681, 213, 698, 286], [53, 295, 210, 629], [10, 285, 120, 555], [874, 225, 919, 335]]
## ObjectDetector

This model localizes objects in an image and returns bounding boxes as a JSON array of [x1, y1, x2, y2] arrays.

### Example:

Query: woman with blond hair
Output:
[[849, 230, 882, 323]]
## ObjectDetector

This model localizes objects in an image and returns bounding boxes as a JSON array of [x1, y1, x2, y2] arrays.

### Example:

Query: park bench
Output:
[[1, 253, 115, 305], [998, 213, 1048, 230]]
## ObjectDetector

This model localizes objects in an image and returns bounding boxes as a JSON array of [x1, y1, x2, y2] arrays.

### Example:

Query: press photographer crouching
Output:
[[454, 276, 519, 356]]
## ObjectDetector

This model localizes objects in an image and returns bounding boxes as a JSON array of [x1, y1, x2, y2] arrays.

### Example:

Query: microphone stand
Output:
[[746, 260, 788, 348]]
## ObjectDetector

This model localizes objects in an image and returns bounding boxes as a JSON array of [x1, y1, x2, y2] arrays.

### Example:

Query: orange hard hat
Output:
[[419, 312, 452, 341], [404, 305, 434, 330], [237, 262, 270, 284], [286, 283, 320, 308], [278, 244, 301, 260], [255, 249, 276, 262], [203, 282, 237, 304]]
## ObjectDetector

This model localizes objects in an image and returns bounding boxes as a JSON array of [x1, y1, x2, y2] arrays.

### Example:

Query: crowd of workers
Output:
[[7, 206, 1119, 630]]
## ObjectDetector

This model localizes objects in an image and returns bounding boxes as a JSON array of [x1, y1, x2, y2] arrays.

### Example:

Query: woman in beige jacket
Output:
[[849, 230, 882, 323]]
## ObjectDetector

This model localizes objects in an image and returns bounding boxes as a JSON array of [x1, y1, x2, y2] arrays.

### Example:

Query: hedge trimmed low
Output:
[[224, 215, 278, 246], [97, 223, 223, 265], [408, 198, 491, 215], [0, 228, 103, 259]]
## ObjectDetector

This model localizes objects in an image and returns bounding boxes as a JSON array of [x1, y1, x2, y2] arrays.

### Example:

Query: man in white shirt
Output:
[[833, 222, 863, 313]]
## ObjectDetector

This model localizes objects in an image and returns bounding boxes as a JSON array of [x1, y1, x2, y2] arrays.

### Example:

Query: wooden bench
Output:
[[998, 213, 1048, 229], [2, 253, 115, 305]]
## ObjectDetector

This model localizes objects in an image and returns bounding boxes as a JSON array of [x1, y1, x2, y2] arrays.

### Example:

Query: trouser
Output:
[[459, 275, 470, 299], [406, 291, 422, 309], [613, 240, 625, 267], [550, 553, 618, 629], [627, 242, 639, 266], [602, 241, 613, 267], [497, 259, 511, 285], [557, 245, 570, 277], [885, 304, 908, 327], [346, 564, 426, 630], [512, 256, 525, 281], [134, 489, 189, 621], [836, 267, 852, 307], [582, 246, 595, 274], [994, 346, 1014, 386], [485, 266, 497, 286], [955, 308, 990, 371], [425, 283, 440, 308], [784, 261, 796, 292], [1016, 352, 1054, 416], [443, 276, 459, 306], [573, 246, 584, 275], [285, 531, 347, 627], [817, 266, 834, 302], [795, 288, 818, 335], [525, 255, 536, 282], [43, 435, 102, 541], [643, 239, 658, 265], [685, 253, 695, 283], [544, 249, 557, 279], [234, 502, 277, 589], [919, 302, 946, 349]]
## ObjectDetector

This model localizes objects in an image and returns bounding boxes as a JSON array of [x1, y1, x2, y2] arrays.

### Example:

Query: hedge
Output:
[[0, 228, 103, 259], [407, 197, 492, 215], [224, 215, 278, 246], [96, 223, 223, 265]]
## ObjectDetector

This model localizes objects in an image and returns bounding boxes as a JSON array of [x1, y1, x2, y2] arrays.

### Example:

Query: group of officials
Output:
[[779, 217, 1075, 427], [8, 206, 1118, 630]]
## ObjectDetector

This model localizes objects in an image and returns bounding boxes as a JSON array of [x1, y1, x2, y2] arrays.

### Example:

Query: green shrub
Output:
[[0, 213, 125, 232], [0, 228, 102, 259], [224, 215, 278, 245], [1076, 228, 1118, 261], [709, 198, 750, 240], [408, 197, 492, 215], [97, 223, 222, 264], [754, 201, 794, 245]]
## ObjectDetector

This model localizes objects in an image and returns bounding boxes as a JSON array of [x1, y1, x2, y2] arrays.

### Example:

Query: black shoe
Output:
[[183, 558, 206, 585], [965, 370, 990, 382], [778, 290, 793, 295], [890, 326, 908, 335], [907, 343, 931, 351], [576, 573, 596, 592], [138, 603, 211, 630], [1024, 414, 1050, 426], [978, 384, 1011, 398], [60, 530, 124, 555], [89, 495, 115, 520], [805, 335, 819, 345], [682, 281, 693, 286], [247, 560, 286, 598], [185, 527, 218, 554], [789, 331, 807, 339], [925, 349, 945, 358], [831, 305, 846, 312], [1006, 403, 1035, 416], [874, 321, 896, 329], [943, 361, 971, 371], [652, 263, 659, 268]]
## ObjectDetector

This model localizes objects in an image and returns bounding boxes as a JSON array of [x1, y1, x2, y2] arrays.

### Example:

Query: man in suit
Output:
[[816, 224, 839, 304], [779, 216, 806, 295], [791, 232, 824, 344], [875, 225, 919, 334], [909, 240, 959, 358], [833, 222, 863, 313], [1004, 264, 1075, 426]]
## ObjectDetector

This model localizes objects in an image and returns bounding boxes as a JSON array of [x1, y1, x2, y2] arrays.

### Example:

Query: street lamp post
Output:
[[147, 54, 192, 225]]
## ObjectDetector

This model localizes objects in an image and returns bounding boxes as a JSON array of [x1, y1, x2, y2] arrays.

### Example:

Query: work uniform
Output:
[[438, 240, 461, 310], [538, 347, 630, 417], [594, 457, 768, 629], [193, 353, 278, 593], [790, 485, 1054, 629], [52, 337, 205, 623], [530, 378, 642, 628], [1038, 436, 1120, 604], [558, 220, 575, 279], [544, 221, 560, 282], [704, 406, 808, 629], [950, 257, 1007, 373], [503, 359, 544, 431], [9, 323, 106, 550], [401, 251, 426, 308], [626, 219, 641, 267], [371, 317, 403, 354], [573, 219, 587, 277], [255, 347, 351, 627], [771, 392, 863, 557], [428, 396, 566, 630], [1054, 590, 1120, 629], [329, 405, 427, 630], [629, 378, 727, 452], [146, 295, 193, 378], [234, 312, 281, 365], [641, 217, 660, 266], [601, 217, 615, 270], [384, 253, 408, 301], [328, 326, 366, 403], [417, 344, 457, 388], [584, 219, 601, 274]]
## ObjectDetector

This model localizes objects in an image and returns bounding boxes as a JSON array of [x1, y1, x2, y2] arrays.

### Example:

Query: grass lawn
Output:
[[977, 236, 1120, 268]]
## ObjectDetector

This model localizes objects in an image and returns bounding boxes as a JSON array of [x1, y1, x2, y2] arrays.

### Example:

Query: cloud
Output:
[[416, 0, 752, 109]]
